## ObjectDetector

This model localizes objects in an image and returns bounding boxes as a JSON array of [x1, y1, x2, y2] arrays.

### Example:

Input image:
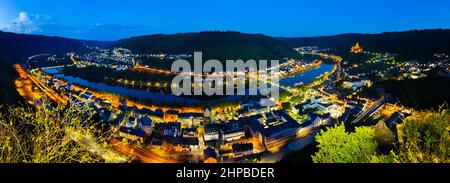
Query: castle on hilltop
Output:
[[350, 42, 363, 53]]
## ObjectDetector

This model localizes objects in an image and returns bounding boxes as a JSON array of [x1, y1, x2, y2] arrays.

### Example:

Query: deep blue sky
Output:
[[1, 0, 450, 41]]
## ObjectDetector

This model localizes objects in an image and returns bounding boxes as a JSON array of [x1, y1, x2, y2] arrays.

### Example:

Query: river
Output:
[[279, 63, 334, 86], [44, 63, 335, 105]]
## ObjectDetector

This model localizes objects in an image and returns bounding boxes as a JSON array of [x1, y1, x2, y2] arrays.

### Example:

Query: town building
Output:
[[139, 108, 164, 122], [182, 127, 198, 138], [119, 98, 127, 106], [119, 126, 145, 143], [155, 122, 181, 138], [164, 110, 179, 122], [99, 109, 114, 123], [342, 79, 372, 91], [232, 143, 254, 158], [220, 119, 246, 142], [178, 112, 205, 126], [248, 110, 301, 152], [139, 116, 153, 136], [125, 117, 138, 128], [204, 124, 220, 142], [174, 137, 199, 152], [112, 113, 125, 126]]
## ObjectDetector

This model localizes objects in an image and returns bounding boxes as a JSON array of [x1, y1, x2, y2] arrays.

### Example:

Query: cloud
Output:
[[2, 11, 152, 40], [3, 12, 52, 34]]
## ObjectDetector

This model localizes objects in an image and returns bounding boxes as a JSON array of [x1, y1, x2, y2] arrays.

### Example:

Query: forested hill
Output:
[[278, 29, 450, 61], [112, 31, 299, 61], [0, 30, 110, 105], [0, 30, 110, 59]]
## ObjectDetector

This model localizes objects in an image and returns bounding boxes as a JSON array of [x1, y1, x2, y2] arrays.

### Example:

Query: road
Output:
[[15, 64, 68, 105], [351, 97, 385, 124], [260, 133, 316, 163], [110, 138, 177, 163], [113, 49, 123, 58], [40, 65, 73, 70], [27, 72, 68, 105], [70, 54, 78, 65]]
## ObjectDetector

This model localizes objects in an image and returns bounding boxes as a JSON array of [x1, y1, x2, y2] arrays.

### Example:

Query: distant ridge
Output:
[[112, 31, 299, 61], [0, 30, 111, 59], [278, 29, 450, 60]]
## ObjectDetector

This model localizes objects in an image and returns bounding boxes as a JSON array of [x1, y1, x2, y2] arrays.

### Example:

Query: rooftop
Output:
[[204, 124, 219, 134], [178, 112, 204, 118], [140, 116, 152, 126], [249, 110, 301, 137], [175, 137, 199, 146], [165, 110, 180, 115], [204, 147, 217, 159], [232, 143, 254, 152], [221, 119, 245, 134], [119, 126, 145, 138]]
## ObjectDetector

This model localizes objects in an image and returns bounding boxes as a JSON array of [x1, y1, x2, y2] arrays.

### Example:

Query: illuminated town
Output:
[[11, 42, 449, 163], [1, 1, 449, 167]]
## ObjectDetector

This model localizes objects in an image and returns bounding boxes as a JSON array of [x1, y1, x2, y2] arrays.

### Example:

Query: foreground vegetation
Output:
[[313, 109, 449, 163], [0, 102, 129, 163]]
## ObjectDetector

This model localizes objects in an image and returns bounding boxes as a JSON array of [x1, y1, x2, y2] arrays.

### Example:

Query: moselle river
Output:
[[279, 63, 334, 86], [45, 63, 334, 105]]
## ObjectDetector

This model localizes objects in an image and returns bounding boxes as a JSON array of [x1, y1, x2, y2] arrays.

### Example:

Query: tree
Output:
[[394, 109, 449, 163], [0, 101, 130, 163], [312, 109, 449, 163], [312, 124, 385, 163]]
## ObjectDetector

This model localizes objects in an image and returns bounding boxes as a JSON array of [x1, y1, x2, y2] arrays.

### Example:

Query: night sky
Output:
[[1, 0, 449, 40]]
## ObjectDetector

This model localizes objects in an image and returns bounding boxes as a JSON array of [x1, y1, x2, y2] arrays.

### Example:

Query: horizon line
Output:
[[2, 27, 449, 42]]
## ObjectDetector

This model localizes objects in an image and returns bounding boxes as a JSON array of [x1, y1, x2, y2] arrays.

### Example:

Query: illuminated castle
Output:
[[350, 42, 363, 53]]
